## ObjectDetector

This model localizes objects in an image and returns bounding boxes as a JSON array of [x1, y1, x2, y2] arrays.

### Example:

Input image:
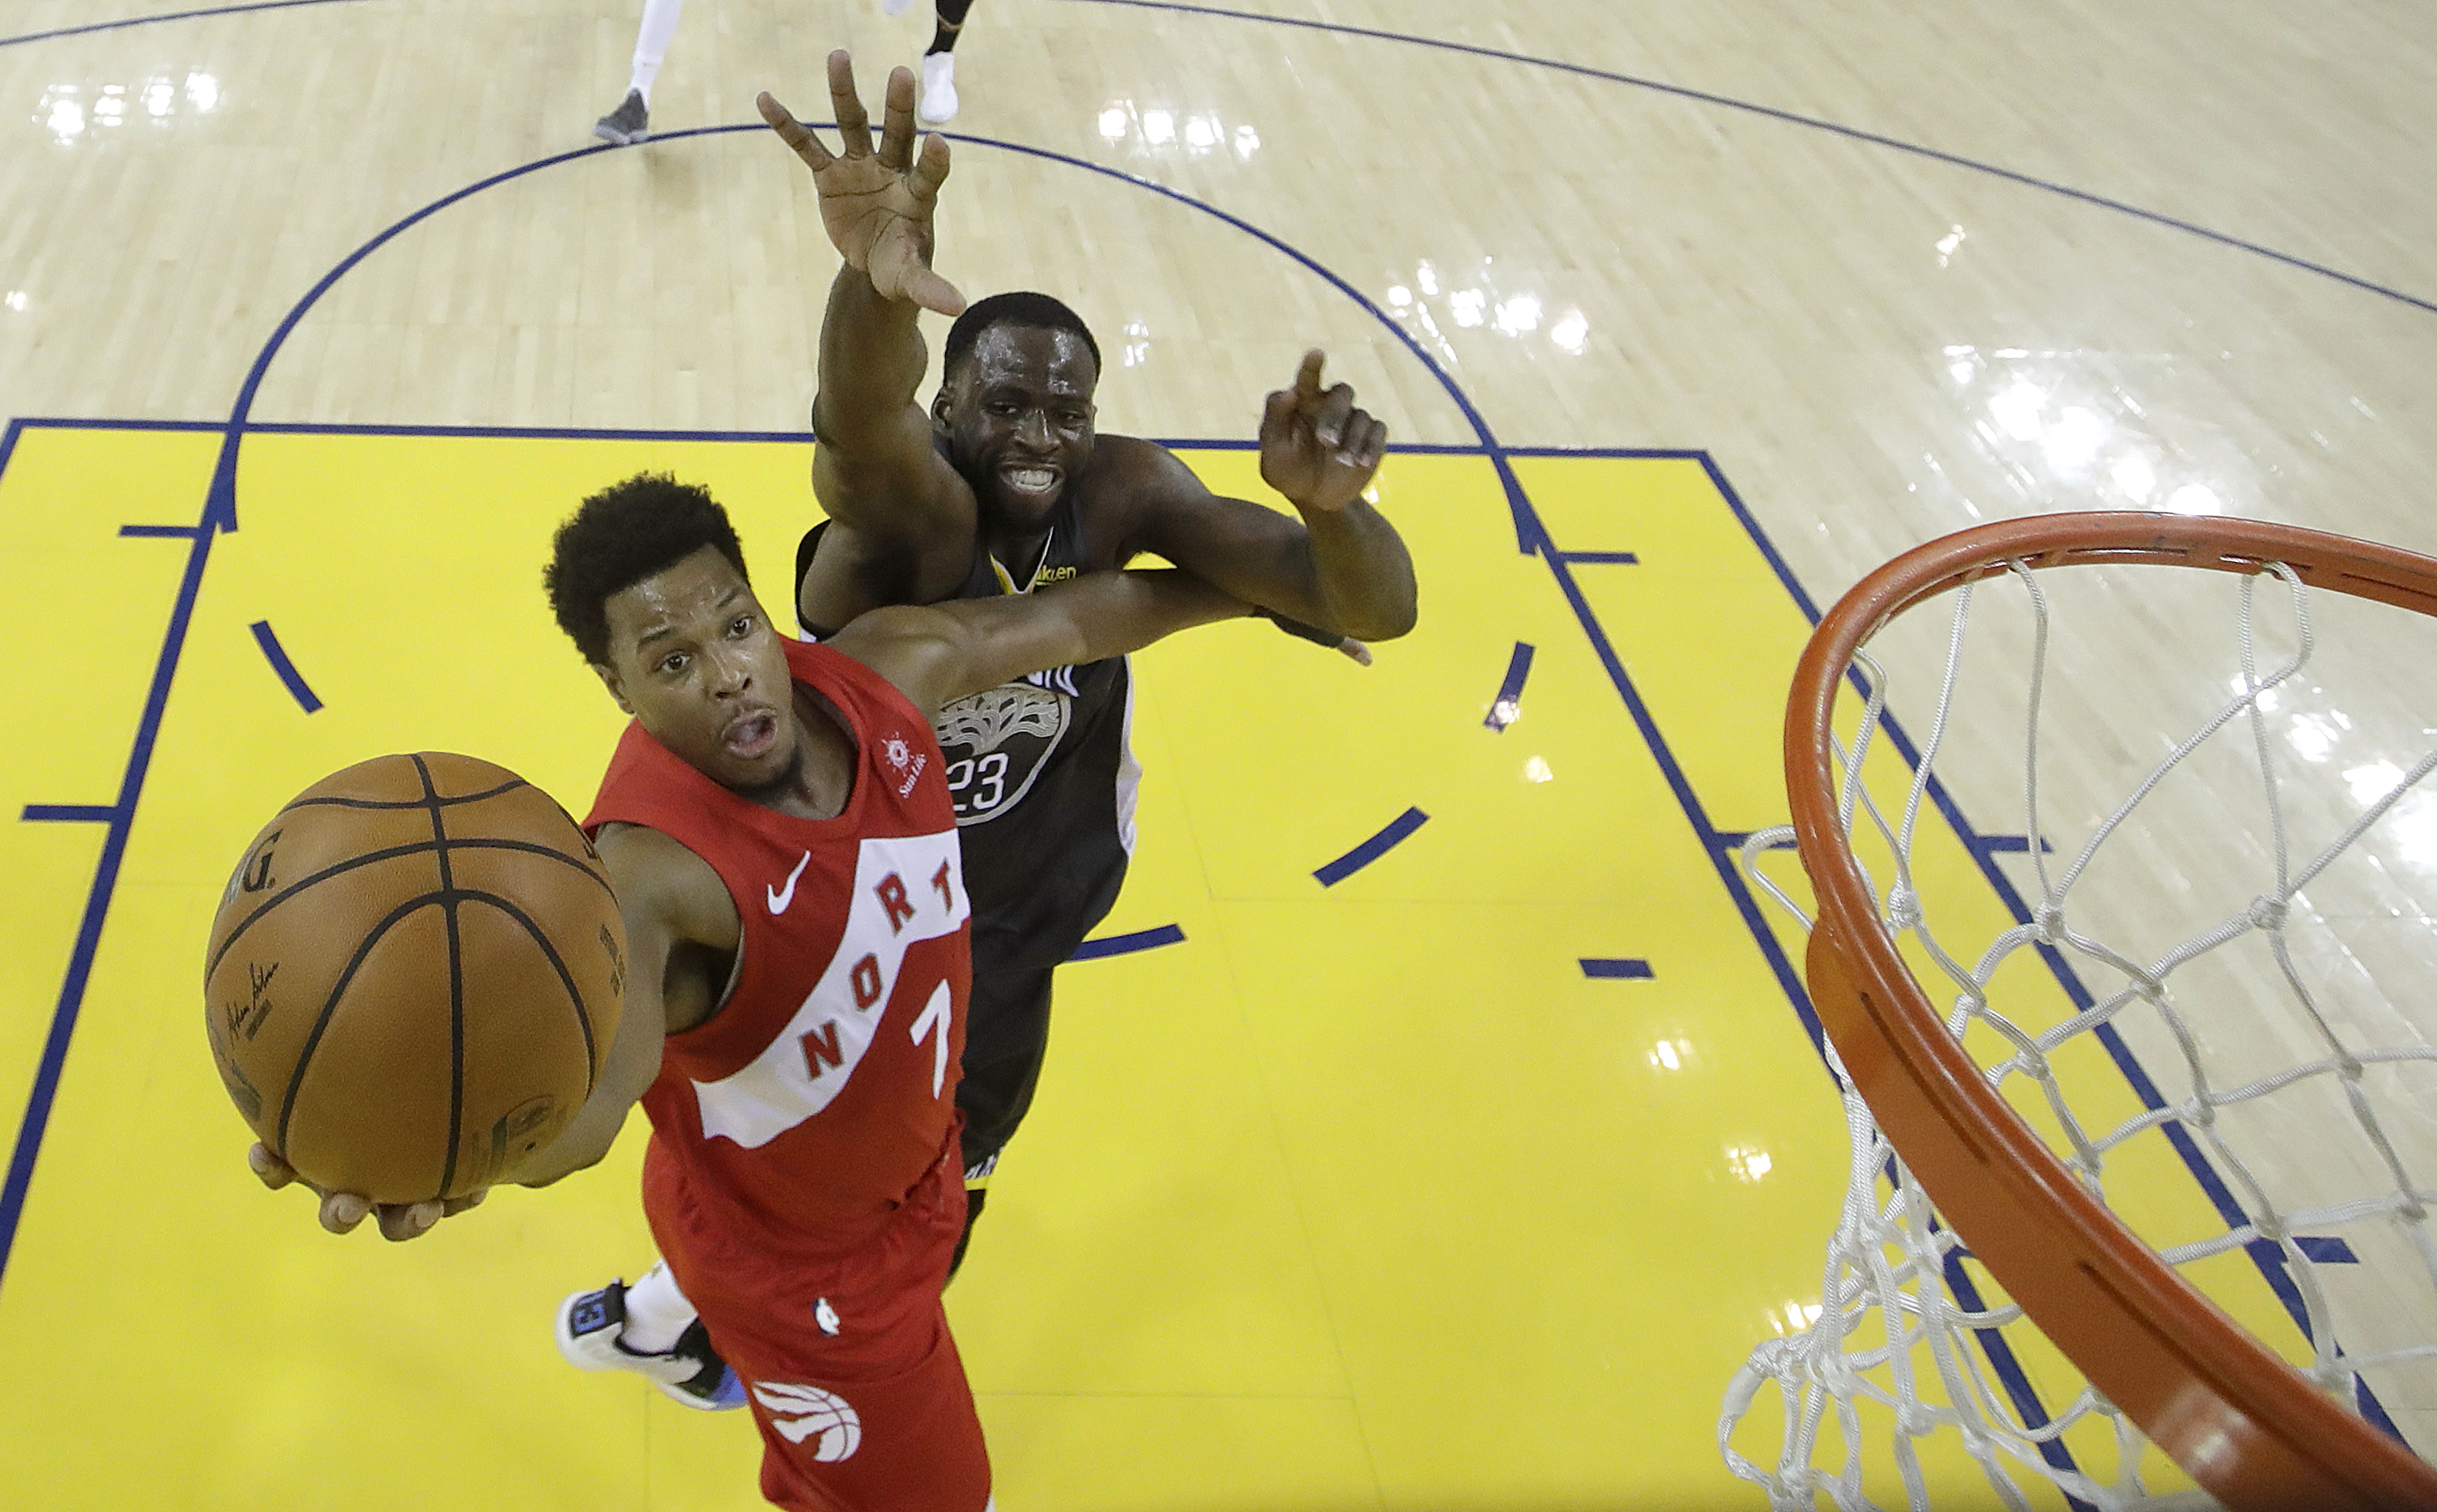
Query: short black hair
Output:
[[941, 291, 1102, 381], [544, 472, 748, 665]]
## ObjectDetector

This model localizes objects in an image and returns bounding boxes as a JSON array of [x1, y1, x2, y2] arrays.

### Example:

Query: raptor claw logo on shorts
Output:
[[935, 682, 1070, 824], [751, 1381, 863, 1462]]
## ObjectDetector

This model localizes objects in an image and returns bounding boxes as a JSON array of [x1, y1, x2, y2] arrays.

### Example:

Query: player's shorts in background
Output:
[[956, 963, 1058, 1173], [642, 1135, 990, 1512]]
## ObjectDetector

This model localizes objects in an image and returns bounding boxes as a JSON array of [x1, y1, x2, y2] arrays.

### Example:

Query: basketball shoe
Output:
[[881, 0, 916, 14], [556, 1276, 745, 1409], [918, 52, 958, 125], [594, 89, 650, 147]]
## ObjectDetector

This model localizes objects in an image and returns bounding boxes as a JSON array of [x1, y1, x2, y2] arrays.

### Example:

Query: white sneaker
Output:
[[918, 51, 958, 126], [881, 0, 915, 14], [556, 1276, 745, 1410]]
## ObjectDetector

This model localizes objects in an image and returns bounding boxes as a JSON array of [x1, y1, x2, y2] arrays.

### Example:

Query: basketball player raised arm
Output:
[[248, 555, 1247, 1241], [756, 50, 1418, 645]]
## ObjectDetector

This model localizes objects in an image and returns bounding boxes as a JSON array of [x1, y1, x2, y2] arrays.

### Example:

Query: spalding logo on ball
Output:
[[204, 752, 625, 1204]]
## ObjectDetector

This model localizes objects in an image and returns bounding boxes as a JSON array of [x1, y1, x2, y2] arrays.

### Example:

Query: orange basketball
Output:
[[203, 752, 626, 1204]]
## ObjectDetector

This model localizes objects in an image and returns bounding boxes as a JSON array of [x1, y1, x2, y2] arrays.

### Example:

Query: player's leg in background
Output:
[[918, 0, 975, 125], [595, 0, 685, 145], [951, 963, 1055, 1276], [952, 1173, 991, 1278]]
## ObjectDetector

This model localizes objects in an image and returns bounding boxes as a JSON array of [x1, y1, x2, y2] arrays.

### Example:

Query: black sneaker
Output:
[[555, 1275, 744, 1410], [594, 90, 650, 146]]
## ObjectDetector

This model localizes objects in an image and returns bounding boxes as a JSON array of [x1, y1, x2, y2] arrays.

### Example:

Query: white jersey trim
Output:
[[1113, 653, 1140, 856]]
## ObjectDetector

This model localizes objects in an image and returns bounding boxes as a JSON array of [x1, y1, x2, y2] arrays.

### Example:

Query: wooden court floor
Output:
[[3, 3, 2436, 1509]]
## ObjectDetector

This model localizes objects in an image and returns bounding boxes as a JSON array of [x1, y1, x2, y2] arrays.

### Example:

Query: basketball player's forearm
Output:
[[1184, 502, 1417, 641], [1297, 501, 1418, 641], [515, 881, 670, 1187], [920, 571, 1246, 696], [513, 1075, 638, 1186], [1036, 569, 1250, 667], [812, 265, 929, 449], [515, 1123, 616, 1186], [850, 574, 1248, 709]]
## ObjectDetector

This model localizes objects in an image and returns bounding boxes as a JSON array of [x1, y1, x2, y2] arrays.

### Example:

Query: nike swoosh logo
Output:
[[766, 850, 812, 914]]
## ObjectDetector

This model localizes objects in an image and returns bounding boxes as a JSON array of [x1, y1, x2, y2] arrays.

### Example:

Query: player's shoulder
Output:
[[1077, 432, 1211, 536], [1088, 431, 1198, 487], [594, 822, 735, 941]]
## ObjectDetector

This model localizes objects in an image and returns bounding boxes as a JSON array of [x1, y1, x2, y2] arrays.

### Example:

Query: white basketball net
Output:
[[1719, 555, 2437, 1511]]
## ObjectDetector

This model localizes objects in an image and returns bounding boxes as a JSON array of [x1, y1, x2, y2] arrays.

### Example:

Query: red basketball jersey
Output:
[[584, 638, 969, 1254]]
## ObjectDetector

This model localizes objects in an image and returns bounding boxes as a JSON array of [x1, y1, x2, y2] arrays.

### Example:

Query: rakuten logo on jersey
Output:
[[692, 830, 968, 1148]]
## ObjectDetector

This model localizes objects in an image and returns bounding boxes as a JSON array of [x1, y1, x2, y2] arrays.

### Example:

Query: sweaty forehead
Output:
[[963, 323, 1097, 394], [604, 546, 752, 649]]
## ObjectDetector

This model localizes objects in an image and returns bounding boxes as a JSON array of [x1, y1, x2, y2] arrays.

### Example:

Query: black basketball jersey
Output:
[[796, 500, 1136, 974]]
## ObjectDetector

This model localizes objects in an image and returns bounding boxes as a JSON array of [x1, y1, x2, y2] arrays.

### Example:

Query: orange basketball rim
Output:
[[1786, 511, 2437, 1512]]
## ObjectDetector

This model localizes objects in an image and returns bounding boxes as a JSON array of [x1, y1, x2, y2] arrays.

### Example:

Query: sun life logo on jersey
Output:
[[751, 1381, 862, 1461], [883, 731, 927, 797]]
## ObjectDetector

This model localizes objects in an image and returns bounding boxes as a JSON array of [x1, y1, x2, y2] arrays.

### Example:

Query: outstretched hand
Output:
[[249, 1142, 487, 1243], [758, 51, 966, 317], [1259, 351, 1389, 515]]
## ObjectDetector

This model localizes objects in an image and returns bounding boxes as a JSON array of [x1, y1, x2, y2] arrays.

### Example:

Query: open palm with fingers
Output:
[[757, 50, 966, 317]]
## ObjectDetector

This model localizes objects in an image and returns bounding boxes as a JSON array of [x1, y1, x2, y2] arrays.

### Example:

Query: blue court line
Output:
[[0, 418, 1750, 462], [1314, 807, 1429, 888], [1061, 0, 2437, 320], [20, 806, 116, 824], [1978, 834, 2056, 855], [1067, 923, 1187, 961], [247, 620, 322, 713], [1557, 551, 1640, 565], [0, 0, 375, 49], [0, 483, 222, 1289], [1580, 959, 1655, 980], [226, 420, 818, 445], [2298, 1237, 2361, 1264], [1484, 641, 1534, 731], [119, 524, 199, 539], [1528, 503, 2089, 1480]]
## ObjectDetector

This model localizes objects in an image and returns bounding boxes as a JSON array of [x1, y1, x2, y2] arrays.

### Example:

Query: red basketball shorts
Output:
[[642, 1139, 991, 1512]]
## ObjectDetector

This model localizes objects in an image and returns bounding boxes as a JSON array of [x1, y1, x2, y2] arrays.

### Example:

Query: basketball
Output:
[[202, 752, 626, 1204]]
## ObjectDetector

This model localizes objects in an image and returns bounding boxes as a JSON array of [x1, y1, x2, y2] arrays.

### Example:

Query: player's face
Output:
[[595, 546, 801, 794], [935, 323, 1098, 533]]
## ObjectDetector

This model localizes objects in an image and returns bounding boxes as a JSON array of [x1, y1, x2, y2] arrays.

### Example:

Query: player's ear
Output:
[[930, 381, 955, 431], [591, 662, 635, 716]]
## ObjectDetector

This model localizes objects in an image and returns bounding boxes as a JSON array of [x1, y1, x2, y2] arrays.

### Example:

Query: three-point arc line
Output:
[[249, 620, 322, 713]]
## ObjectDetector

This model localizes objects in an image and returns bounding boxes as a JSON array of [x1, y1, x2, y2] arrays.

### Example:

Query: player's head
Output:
[[546, 473, 803, 795], [932, 291, 1102, 532]]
